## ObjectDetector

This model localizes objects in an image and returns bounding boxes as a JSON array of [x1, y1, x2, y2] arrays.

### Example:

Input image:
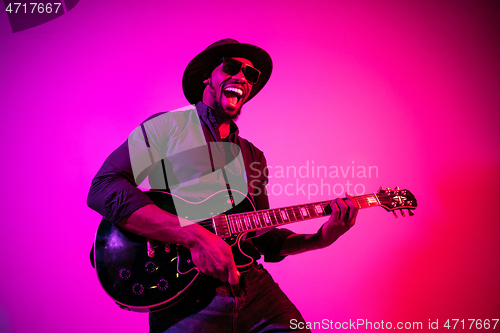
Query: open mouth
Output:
[[223, 87, 244, 106]]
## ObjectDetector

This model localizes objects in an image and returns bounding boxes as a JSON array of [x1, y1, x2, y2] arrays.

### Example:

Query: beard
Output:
[[212, 98, 241, 124]]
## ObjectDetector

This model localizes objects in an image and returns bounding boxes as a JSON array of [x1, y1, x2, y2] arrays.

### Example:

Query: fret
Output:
[[245, 213, 254, 230], [279, 209, 289, 222], [265, 209, 273, 226], [286, 207, 298, 222], [273, 208, 284, 225], [249, 214, 256, 229], [314, 204, 325, 215], [264, 210, 273, 226], [352, 196, 362, 208], [226, 215, 233, 233], [365, 194, 379, 206], [306, 204, 319, 218], [293, 206, 304, 220], [236, 214, 243, 232], [289, 206, 299, 221], [231, 215, 241, 233], [299, 205, 310, 219], [236, 216, 242, 232], [243, 214, 251, 230], [362, 195, 371, 209], [253, 213, 262, 228], [352, 194, 379, 209], [257, 211, 268, 226], [227, 215, 234, 233], [249, 213, 258, 229], [268, 209, 278, 225]]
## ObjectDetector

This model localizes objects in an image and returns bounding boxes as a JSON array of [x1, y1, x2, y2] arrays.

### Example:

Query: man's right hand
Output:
[[185, 223, 240, 285], [117, 204, 240, 285]]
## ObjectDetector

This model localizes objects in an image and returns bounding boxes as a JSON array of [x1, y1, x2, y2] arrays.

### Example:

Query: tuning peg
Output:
[[395, 186, 399, 190], [399, 209, 405, 217], [387, 187, 392, 191], [408, 209, 414, 217], [392, 211, 398, 218]]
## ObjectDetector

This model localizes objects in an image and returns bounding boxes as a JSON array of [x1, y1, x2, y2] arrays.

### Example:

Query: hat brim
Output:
[[182, 42, 272, 105]]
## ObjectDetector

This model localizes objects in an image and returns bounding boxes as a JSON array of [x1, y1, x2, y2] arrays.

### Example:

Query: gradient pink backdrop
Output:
[[1, 0, 499, 332]]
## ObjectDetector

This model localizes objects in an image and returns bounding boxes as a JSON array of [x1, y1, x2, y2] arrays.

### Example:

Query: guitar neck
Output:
[[226, 193, 380, 234]]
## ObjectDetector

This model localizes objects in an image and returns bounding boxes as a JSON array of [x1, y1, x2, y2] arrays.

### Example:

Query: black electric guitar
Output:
[[93, 187, 417, 312]]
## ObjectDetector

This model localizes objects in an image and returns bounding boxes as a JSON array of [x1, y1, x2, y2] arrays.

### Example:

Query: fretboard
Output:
[[227, 193, 380, 234]]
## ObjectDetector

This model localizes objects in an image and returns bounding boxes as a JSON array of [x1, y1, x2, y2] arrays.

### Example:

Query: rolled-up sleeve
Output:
[[252, 228, 296, 262]]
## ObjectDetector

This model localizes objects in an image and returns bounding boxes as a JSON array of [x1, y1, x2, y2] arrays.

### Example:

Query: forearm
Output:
[[117, 204, 240, 284], [280, 195, 358, 256], [116, 204, 205, 248], [278, 232, 325, 256]]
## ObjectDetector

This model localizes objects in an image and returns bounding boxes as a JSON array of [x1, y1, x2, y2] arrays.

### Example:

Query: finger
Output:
[[227, 262, 240, 285], [330, 199, 341, 220], [345, 193, 359, 225], [334, 198, 349, 222], [216, 265, 228, 282]]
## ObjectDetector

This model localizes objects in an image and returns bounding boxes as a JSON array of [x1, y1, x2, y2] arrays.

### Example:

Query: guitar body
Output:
[[94, 190, 256, 312]]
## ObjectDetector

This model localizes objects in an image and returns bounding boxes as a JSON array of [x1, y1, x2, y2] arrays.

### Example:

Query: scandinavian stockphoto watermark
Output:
[[249, 160, 379, 199]]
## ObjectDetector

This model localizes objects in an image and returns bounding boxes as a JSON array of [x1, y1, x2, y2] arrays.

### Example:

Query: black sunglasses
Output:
[[221, 57, 261, 84]]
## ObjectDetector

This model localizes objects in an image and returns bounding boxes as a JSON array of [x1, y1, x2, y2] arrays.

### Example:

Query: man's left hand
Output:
[[319, 193, 359, 247]]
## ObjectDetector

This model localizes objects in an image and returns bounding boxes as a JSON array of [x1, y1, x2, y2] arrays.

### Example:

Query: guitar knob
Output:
[[145, 261, 157, 273], [132, 283, 144, 295], [157, 279, 169, 291], [119, 268, 131, 280]]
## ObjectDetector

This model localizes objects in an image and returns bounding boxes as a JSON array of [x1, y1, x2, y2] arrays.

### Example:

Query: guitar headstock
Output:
[[376, 187, 417, 218]]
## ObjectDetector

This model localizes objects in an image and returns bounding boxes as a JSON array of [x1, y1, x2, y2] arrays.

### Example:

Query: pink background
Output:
[[1, 0, 499, 332]]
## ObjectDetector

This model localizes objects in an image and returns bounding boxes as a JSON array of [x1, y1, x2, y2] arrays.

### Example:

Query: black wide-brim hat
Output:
[[182, 39, 273, 105]]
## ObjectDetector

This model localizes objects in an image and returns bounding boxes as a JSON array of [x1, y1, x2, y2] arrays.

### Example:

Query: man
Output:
[[88, 39, 358, 332]]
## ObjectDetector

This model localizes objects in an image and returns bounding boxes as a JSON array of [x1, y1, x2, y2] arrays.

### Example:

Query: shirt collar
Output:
[[196, 101, 240, 140]]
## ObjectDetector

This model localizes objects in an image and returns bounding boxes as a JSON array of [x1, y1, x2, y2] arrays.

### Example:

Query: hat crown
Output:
[[205, 39, 240, 50]]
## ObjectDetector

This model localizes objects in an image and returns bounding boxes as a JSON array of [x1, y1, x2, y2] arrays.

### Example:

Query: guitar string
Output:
[[204, 193, 402, 233]]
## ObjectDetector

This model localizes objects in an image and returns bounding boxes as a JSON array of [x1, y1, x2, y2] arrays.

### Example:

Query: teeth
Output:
[[224, 87, 243, 97]]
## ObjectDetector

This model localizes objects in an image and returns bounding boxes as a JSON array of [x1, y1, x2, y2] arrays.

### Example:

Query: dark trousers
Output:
[[149, 264, 311, 333]]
